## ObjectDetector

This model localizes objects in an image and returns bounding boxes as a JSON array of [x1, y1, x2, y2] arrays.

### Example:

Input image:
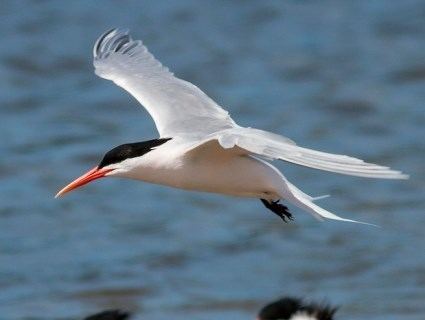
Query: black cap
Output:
[[98, 138, 172, 168]]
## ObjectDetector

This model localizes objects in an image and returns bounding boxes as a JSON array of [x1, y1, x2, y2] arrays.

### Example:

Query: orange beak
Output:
[[55, 167, 114, 198]]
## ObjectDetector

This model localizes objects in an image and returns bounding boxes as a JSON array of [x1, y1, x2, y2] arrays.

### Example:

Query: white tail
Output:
[[255, 157, 375, 225], [283, 180, 377, 226]]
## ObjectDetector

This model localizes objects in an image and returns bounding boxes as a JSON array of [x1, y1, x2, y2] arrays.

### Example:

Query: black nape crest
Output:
[[258, 297, 337, 320], [98, 138, 171, 169]]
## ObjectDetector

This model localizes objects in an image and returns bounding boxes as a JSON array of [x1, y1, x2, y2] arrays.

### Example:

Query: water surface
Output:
[[0, 1, 424, 319]]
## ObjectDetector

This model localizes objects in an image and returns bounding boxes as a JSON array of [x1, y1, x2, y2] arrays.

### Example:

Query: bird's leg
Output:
[[260, 199, 293, 223]]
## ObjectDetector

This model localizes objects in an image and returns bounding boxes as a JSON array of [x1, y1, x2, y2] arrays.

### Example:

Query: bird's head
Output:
[[55, 138, 171, 198], [83, 309, 130, 320], [257, 297, 337, 320]]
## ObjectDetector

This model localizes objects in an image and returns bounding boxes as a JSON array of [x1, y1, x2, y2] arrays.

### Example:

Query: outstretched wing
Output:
[[93, 28, 236, 138], [189, 127, 408, 179], [184, 127, 406, 224]]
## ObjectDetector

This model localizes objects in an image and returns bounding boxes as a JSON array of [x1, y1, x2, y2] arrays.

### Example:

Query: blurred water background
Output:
[[0, 1, 424, 319]]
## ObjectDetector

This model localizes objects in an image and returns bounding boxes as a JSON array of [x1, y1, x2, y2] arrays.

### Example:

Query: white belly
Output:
[[176, 154, 283, 198], [119, 139, 285, 200]]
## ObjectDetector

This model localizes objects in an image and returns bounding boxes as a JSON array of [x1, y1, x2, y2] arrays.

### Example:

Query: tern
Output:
[[56, 28, 407, 223]]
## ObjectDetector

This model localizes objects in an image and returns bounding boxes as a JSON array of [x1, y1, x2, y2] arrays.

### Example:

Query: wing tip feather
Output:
[[93, 27, 132, 59]]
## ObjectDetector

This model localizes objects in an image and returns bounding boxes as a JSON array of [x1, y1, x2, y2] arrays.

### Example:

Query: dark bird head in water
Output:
[[83, 309, 130, 320], [257, 297, 337, 320]]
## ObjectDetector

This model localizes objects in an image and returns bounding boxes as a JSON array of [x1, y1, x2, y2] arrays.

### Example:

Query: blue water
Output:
[[0, 1, 424, 319]]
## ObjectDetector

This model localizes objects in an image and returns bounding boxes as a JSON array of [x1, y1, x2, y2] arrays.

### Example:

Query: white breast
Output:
[[114, 138, 284, 199]]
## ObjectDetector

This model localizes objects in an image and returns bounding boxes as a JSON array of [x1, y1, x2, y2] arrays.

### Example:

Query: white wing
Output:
[[94, 30, 408, 180], [185, 127, 406, 223], [190, 127, 409, 179], [93, 28, 236, 138]]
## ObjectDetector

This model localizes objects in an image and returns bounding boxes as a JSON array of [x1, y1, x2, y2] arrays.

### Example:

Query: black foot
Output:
[[261, 199, 293, 223]]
